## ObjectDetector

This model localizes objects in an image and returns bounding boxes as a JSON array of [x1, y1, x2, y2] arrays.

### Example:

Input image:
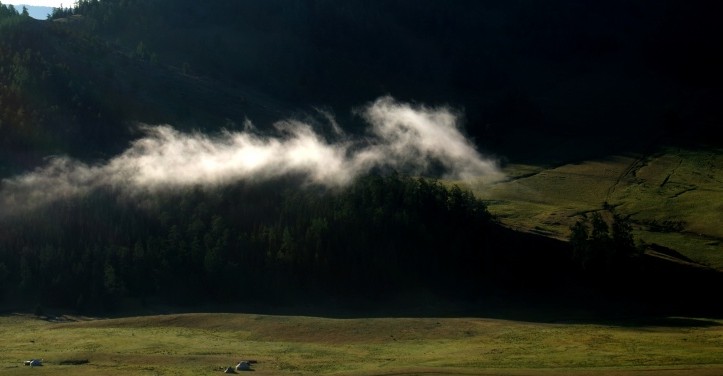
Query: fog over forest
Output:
[[0, 97, 500, 216]]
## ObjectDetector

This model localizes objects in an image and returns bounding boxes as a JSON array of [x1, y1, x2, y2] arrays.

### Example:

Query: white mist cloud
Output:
[[0, 97, 500, 212], [358, 97, 497, 180]]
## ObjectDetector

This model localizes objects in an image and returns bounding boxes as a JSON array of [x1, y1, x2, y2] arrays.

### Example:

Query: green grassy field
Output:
[[0, 313, 721, 375], [466, 147, 723, 270]]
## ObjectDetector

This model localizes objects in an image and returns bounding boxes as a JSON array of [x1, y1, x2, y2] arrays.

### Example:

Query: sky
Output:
[[2, 2, 63, 19], [2, 1, 64, 6]]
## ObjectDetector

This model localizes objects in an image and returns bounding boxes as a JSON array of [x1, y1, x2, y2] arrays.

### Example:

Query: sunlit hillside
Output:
[[469, 148, 723, 269]]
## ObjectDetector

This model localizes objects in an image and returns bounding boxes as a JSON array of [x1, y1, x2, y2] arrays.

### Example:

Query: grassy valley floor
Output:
[[0, 312, 721, 375]]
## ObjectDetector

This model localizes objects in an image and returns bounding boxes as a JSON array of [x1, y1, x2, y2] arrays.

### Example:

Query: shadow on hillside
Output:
[[611, 317, 721, 328], [253, 300, 722, 328], [72, 283, 719, 329], [4, 229, 719, 328], [4, 285, 721, 328]]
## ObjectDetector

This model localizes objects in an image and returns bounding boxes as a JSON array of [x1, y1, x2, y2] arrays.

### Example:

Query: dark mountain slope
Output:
[[0, 15, 293, 176], [2, 0, 721, 172], [1, 2, 720, 315], [60, 0, 723, 158]]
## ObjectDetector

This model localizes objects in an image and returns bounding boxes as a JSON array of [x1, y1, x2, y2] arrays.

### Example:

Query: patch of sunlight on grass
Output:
[[463, 148, 723, 270]]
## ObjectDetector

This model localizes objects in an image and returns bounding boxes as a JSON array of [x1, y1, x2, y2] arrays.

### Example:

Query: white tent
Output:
[[236, 361, 251, 371], [24, 359, 43, 367]]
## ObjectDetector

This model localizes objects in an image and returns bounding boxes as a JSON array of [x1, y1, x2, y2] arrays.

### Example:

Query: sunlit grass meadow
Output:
[[1, 313, 721, 375]]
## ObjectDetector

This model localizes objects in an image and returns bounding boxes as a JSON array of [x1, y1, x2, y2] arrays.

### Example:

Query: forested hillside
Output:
[[3, 170, 719, 314], [1, 1, 721, 314], [1, 2, 291, 176], [0, 174, 556, 310]]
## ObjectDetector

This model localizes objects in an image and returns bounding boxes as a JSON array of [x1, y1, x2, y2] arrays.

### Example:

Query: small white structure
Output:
[[24, 359, 43, 367], [235, 361, 251, 371]]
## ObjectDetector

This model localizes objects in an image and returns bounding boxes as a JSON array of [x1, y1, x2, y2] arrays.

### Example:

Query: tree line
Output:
[[1, 171, 710, 314], [0, 2, 30, 21], [0, 174, 511, 310], [569, 210, 642, 280]]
